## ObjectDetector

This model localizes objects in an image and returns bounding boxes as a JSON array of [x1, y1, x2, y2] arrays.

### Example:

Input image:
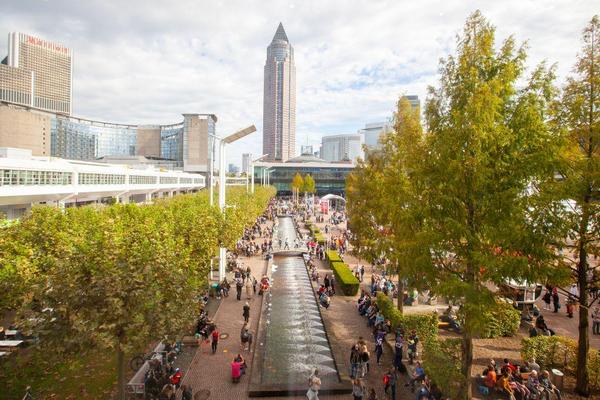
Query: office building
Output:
[[405, 95, 420, 111], [360, 121, 393, 153], [0, 102, 216, 172], [320, 134, 362, 163], [1, 32, 73, 115], [263, 23, 296, 162], [0, 147, 205, 220], [242, 153, 252, 175]]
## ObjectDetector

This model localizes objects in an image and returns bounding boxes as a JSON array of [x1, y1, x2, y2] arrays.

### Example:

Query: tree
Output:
[[291, 172, 304, 203], [347, 96, 429, 314], [553, 15, 600, 396], [422, 11, 562, 397]]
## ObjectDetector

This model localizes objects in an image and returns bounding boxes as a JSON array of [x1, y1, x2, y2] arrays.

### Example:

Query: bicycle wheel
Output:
[[129, 355, 145, 371]]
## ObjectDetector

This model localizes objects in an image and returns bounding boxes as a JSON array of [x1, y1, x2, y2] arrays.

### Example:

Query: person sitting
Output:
[[404, 361, 426, 392], [441, 305, 461, 332], [318, 285, 326, 296], [496, 369, 516, 400], [374, 311, 385, 328], [526, 370, 544, 399], [483, 364, 497, 390], [540, 370, 562, 400], [535, 315, 555, 336], [503, 358, 518, 374]]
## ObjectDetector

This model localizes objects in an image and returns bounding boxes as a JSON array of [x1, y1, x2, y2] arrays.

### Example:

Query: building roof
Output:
[[272, 22, 289, 43], [285, 153, 327, 163]]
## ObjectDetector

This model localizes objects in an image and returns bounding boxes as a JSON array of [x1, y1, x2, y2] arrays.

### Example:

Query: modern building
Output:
[[228, 163, 239, 175], [254, 154, 354, 196], [0, 147, 205, 220], [1, 32, 73, 115], [242, 153, 252, 175], [405, 95, 420, 111], [301, 145, 313, 155], [360, 121, 393, 154], [0, 102, 216, 172], [320, 133, 362, 164], [263, 23, 296, 162]]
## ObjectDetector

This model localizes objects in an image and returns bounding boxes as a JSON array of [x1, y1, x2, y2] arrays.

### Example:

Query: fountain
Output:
[[249, 216, 348, 396]]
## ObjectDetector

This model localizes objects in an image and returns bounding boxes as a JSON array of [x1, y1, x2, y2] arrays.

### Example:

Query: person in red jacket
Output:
[[170, 367, 182, 389], [211, 327, 220, 354]]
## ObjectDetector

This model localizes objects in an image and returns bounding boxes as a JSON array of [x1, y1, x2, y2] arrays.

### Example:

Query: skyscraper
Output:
[[1, 32, 73, 115], [262, 23, 296, 162], [242, 153, 252, 175]]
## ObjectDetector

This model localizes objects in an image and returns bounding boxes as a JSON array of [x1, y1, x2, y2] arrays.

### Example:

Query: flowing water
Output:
[[261, 216, 338, 385]]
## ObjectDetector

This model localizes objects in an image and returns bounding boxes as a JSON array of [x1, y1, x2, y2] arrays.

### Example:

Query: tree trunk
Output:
[[397, 277, 404, 314], [117, 342, 126, 400], [576, 245, 590, 396], [462, 328, 473, 400]]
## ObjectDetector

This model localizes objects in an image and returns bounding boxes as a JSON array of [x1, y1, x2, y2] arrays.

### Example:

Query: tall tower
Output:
[[263, 23, 296, 162], [3, 33, 73, 115]]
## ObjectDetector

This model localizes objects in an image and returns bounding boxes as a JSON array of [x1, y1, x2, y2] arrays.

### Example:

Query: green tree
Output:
[[553, 15, 600, 396], [422, 11, 562, 397]]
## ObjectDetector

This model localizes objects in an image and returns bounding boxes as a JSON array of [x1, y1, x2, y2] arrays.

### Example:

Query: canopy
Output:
[[320, 194, 346, 202]]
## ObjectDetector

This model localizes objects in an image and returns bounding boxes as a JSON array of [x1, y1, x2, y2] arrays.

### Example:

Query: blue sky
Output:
[[0, 0, 596, 167]]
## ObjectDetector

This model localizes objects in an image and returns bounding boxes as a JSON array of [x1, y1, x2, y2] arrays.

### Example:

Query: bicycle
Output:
[[22, 386, 33, 400], [129, 350, 167, 372]]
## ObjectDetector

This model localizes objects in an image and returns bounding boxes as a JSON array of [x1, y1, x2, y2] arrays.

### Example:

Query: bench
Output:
[[0, 340, 23, 352], [437, 322, 450, 328]]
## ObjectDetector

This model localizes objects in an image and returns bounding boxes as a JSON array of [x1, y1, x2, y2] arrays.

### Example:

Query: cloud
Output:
[[0, 0, 595, 166]]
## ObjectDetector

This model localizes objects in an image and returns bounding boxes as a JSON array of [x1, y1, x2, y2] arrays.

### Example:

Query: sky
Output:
[[0, 0, 596, 167]]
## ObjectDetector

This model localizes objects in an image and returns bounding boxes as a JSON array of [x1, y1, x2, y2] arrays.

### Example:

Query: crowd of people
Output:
[[479, 358, 562, 400]]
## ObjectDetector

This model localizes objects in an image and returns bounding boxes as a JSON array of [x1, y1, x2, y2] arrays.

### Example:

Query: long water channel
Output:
[[261, 216, 338, 386]]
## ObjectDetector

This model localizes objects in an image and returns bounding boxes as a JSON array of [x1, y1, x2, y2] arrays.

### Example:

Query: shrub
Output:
[[325, 250, 342, 264], [330, 261, 359, 295], [480, 301, 520, 338], [521, 335, 599, 389], [376, 292, 464, 397], [375, 292, 437, 342]]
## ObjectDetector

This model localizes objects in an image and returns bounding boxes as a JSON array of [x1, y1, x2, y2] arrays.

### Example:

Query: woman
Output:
[[360, 345, 370, 377], [243, 302, 251, 323], [352, 378, 366, 400], [307, 369, 321, 400], [245, 277, 253, 300]]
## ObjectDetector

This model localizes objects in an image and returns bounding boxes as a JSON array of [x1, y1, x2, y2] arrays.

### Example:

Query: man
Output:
[[383, 368, 397, 400], [236, 277, 243, 301], [540, 370, 562, 400], [592, 306, 600, 335], [243, 302, 251, 323], [360, 265, 365, 282], [170, 367, 182, 389], [405, 361, 426, 392], [211, 327, 219, 354]]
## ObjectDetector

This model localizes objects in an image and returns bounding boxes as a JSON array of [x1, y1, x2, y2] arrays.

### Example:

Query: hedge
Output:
[[375, 292, 437, 343], [480, 301, 521, 338], [325, 250, 359, 295], [376, 292, 463, 398], [521, 335, 600, 389]]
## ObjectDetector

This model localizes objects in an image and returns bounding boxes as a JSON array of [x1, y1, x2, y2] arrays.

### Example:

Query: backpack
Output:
[[383, 374, 390, 385]]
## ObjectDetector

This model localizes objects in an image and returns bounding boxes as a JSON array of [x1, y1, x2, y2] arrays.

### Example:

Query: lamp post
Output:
[[250, 154, 268, 193], [211, 125, 257, 281]]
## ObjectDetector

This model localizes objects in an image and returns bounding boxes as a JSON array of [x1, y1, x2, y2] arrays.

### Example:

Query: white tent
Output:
[[320, 194, 346, 203]]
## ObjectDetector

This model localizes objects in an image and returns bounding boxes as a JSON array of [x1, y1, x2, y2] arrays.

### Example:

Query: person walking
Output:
[[542, 287, 552, 310], [592, 306, 600, 335], [352, 378, 367, 400], [384, 368, 397, 400], [236, 277, 243, 301], [394, 334, 405, 373], [211, 327, 220, 354], [243, 302, 251, 323], [552, 287, 560, 313], [324, 274, 330, 293], [375, 336, 384, 365], [245, 276, 253, 300], [307, 369, 321, 400]]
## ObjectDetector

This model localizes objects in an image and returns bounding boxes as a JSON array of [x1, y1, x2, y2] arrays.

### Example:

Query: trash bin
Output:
[[551, 369, 564, 390]]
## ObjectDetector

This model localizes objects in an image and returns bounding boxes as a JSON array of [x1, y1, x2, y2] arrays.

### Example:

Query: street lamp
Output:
[[250, 154, 268, 193], [211, 125, 257, 281]]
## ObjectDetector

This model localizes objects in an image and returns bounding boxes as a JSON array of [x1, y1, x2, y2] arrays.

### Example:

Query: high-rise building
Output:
[[321, 134, 362, 163], [1, 32, 73, 115], [262, 23, 296, 162], [242, 153, 252, 175], [405, 95, 420, 111]]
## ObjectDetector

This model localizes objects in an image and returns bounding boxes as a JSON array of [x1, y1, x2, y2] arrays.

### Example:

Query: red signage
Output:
[[25, 35, 69, 55]]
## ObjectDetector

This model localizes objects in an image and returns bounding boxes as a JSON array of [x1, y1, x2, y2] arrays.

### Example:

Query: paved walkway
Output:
[[178, 224, 271, 400]]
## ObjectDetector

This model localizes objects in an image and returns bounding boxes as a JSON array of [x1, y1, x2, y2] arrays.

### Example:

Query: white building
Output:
[[0, 147, 205, 219], [360, 122, 393, 153], [320, 134, 362, 164], [242, 153, 252, 175]]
